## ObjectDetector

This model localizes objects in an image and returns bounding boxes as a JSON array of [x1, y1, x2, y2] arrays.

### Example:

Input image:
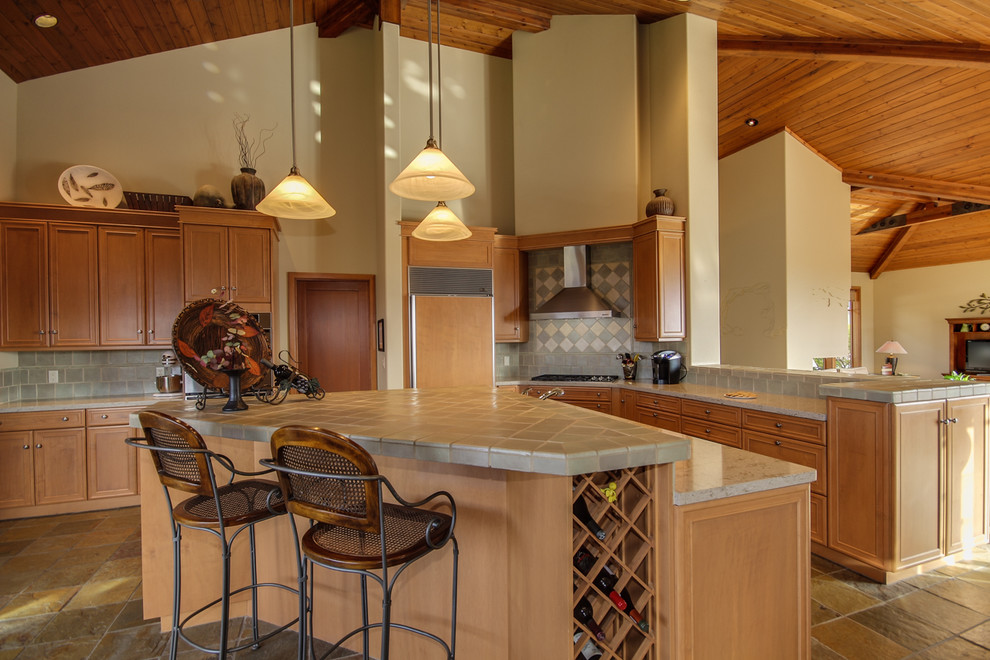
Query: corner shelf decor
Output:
[[572, 466, 657, 660]]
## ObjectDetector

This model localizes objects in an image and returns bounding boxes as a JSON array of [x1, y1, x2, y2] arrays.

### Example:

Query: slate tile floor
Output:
[[0, 508, 357, 659], [6, 508, 990, 658]]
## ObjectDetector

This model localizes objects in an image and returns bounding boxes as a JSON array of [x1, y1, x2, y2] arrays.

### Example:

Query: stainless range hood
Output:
[[531, 245, 617, 320]]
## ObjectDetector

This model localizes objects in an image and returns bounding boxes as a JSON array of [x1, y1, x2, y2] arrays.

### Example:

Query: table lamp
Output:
[[876, 340, 907, 375]]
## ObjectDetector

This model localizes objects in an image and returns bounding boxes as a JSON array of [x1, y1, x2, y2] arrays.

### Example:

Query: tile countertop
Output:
[[507, 380, 827, 421], [0, 393, 177, 412], [818, 377, 990, 403], [131, 387, 814, 504]]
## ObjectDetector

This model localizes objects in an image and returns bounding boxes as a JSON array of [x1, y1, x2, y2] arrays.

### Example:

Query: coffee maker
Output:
[[651, 350, 684, 384]]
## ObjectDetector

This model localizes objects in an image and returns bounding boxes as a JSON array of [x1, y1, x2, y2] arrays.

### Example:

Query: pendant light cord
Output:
[[289, 0, 299, 173], [436, 0, 443, 150], [426, 0, 436, 147]]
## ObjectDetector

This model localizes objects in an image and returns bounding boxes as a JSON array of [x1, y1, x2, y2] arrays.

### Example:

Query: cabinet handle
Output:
[[775, 422, 783, 428], [775, 440, 782, 446], [231, 286, 237, 291], [705, 428, 711, 433], [62, 416, 69, 421], [596, 403, 602, 409], [596, 392, 602, 397], [38, 330, 45, 335], [653, 399, 659, 404], [148, 329, 154, 334], [704, 409, 711, 415], [22, 445, 29, 450], [101, 414, 108, 419], [949, 417, 958, 424], [652, 412, 658, 418], [941, 417, 959, 425], [49, 329, 58, 334], [137, 330, 143, 334], [35, 443, 42, 449]]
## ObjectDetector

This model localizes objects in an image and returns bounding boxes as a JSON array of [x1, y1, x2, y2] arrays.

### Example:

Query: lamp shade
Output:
[[412, 202, 472, 241], [876, 340, 907, 355], [389, 143, 475, 202], [256, 169, 336, 220]]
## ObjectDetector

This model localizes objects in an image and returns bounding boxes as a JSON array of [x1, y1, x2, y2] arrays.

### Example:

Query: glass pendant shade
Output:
[[389, 141, 476, 202], [256, 168, 336, 220], [412, 202, 472, 241]]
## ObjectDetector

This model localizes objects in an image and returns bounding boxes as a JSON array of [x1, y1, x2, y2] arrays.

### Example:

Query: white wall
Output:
[[719, 131, 850, 369], [512, 15, 640, 235], [0, 70, 15, 199], [873, 260, 990, 377]]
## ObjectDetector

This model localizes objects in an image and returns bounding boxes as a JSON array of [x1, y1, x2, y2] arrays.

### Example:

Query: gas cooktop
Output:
[[531, 374, 618, 383]]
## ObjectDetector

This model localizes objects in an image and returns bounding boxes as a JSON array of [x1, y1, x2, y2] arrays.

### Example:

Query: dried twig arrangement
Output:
[[232, 113, 276, 170]]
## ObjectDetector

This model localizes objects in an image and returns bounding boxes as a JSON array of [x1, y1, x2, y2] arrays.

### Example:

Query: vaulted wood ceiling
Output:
[[3, 0, 990, 277]]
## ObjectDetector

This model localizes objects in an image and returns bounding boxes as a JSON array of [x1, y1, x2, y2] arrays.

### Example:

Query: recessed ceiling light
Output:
[[34, 14, 58, 28], [744, 117, 759, 127]]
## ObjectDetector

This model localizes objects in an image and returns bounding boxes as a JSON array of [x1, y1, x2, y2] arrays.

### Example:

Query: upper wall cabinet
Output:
[[493, 236, 529, 343], [98, 227, 181, 346], [0, 221, 99, 348], [632, 216, 686, 341], [0, 202, 181, 350], [179, 207, 279, 312]]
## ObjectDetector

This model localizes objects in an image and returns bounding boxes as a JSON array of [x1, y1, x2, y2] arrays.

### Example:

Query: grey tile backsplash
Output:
[[0, 349, 168, 402]]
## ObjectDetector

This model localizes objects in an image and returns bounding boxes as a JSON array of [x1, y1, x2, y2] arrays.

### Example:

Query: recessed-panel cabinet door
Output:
[[892, 400, 943, 569], [227, 226, 271, 304], [99, 226, 145, 345], [0, 432, 35, 508], [946, 396, 990, 553], [145, 230, 181, 345], [48, 224, 99, 346], [33, 428, 87, 506], [0, 221, 49, 348], [182, 224, 228, 301], [87, 425, 139, 499]]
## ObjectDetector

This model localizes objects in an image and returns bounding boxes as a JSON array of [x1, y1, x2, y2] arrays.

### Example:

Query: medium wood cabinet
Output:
[[522, 385, 612, 414], [493, 238, 528, 343], [681, 400, 742, 448], [826, 395, 990, 579], [632, 216, 685, 342], [98, 227, 181, 346], [86, 407, 140, 499], [0, 410, 87, 509], [633, 392, 681, 432], [179, 207, 279, 311], [0, 221, 99, 348]]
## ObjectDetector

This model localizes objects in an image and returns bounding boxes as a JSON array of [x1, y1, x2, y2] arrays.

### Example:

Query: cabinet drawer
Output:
[[682, 400, 742, 426], [568, 401, 612, 414], [87, 407, 144, 427], [743, 430, 826, 496], [553, 387, 611, 403], [635, 408, 681, 432], [635, 392, 681, 415], [0, 410, 85, 432], [742, 410, 825, 445], [408, 236, 493, 268], [811, 493, 827, 546], [681, 419, 742, 448]]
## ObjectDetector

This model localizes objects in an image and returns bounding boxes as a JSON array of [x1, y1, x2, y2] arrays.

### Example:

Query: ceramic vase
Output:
[[231, 168, 266, 211], [645, 188, 674, 217]]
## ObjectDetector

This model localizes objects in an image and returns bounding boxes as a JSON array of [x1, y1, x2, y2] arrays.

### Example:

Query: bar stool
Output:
[[261, 425, 458, 660], [128, 411, 300, 659]]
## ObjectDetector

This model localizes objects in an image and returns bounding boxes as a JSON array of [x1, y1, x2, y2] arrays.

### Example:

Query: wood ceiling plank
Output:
[[439, 0, 552, 33], [719, 38, 990, 70], [843, 171, 990, 205]]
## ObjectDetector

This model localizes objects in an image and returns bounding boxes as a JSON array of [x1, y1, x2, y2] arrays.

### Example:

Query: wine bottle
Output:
[[618, 586, 649, 632], [573, 496, 607, 540], [573, 548, 627, 609], [573, 632, 603, 660], [573, 597, 605, 640]]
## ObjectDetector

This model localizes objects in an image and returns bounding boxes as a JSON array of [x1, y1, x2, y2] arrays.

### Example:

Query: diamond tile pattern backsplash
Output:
[[499, 243, 687, 381]]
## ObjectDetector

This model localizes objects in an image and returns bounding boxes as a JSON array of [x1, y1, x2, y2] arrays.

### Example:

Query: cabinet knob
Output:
[[137, 330, 143, 334], [705, 428, 711, 433], [775, 422, 783, 428], [704, 409, 711, 415], [231, 286, 237, 291], [62, 416, 69, 421], [148, 329, 154, 334], [775, 440, 782, 446], [35, 443, 42, 449], [49, 329, 57, 334], [652, 412, 658, 418], [596, 392, 602, 397], [653, 399, 658, 404], [101, 414, 108, 419], [949, 417, 958, 424], [38, 330, 46, 335], [596, 403, 602, 409], [22, 445, 29, 450]]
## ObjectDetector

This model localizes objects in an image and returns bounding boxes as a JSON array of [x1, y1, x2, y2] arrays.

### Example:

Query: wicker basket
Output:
[[123, 191, 193, 212]]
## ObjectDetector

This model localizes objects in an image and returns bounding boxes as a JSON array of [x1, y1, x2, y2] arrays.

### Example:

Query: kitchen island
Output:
[[134, 387, 814, 659]]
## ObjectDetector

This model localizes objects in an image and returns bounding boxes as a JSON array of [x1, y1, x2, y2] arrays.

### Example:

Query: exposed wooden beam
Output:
[[870, 226, 916, 280], [858, 201, 990, 234], [316, 0, 377, 38], [718, 37, 990, 70], [380, 0, 403, 26], [843, 170, 990, 206]]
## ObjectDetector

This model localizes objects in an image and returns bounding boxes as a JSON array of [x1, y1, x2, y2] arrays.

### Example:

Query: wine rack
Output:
[[572, 466, 657, 660]]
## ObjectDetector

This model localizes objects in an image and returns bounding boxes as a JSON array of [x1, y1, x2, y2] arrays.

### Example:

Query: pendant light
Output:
[[389, 0, 475, 202], [414, 202, 471, 241], [256, 0, 335, 220]]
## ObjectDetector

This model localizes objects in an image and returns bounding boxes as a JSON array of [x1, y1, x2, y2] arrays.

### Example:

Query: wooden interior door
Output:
[[290, 274, 376, 392]]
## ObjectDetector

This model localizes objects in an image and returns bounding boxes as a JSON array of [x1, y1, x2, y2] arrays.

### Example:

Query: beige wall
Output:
[[0, 70, 15, 200], [872, 261, 990, 378], [512, 15, 640, 235], [718, 134, 788, 367], [719, 131, 850, 369], [644, 14, 720, 364], [852, 272, 875, 369], [783, 133, 850, 365]]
